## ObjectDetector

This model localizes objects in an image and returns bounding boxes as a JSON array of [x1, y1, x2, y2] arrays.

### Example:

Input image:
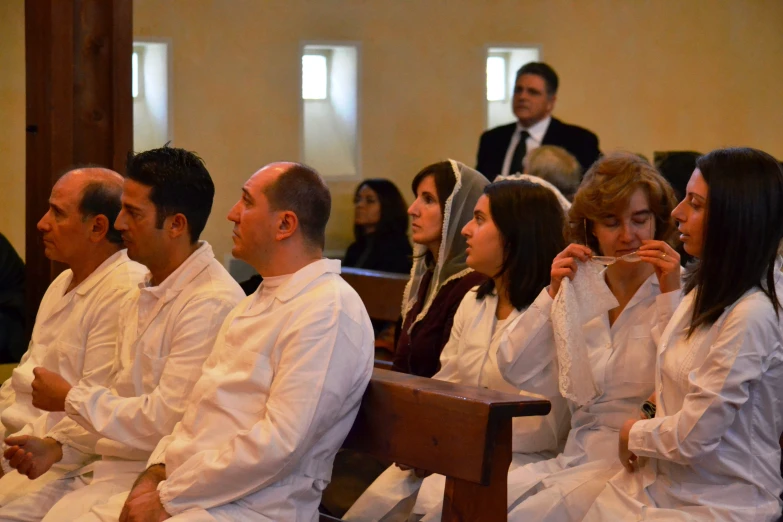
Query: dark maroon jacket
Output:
[[392, 270, 487, 377]]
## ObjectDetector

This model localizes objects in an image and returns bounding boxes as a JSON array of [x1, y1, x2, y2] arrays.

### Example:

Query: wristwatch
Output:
[[640, 400, 657, 419]]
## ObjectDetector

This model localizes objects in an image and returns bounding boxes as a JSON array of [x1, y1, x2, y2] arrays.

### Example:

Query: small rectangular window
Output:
[[131, 51, 140, 99], [301, 43, 360, 179], [486, 56, 506, 101], [485, 46, 541, 129], [302, 54, 328, 100]]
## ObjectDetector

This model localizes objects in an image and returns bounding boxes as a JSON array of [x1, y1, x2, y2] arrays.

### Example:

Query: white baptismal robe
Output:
[[584, 271, 783, 522], [498, 274, 680, 521], [345, 288, 570, 522], [0, 250, 146, 502], [0, 242, 245, 522], [140, 259, 374, 521]]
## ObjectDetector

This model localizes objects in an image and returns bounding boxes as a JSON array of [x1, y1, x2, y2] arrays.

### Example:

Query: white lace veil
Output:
[[401, 160, 490, 327], [495, 173, 571, 212]]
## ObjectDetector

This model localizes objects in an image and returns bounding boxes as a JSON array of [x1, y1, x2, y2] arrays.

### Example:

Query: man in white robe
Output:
[[98, 162, 374, 522], [0, 168, 146, 505], [0, 147, 244, 521]]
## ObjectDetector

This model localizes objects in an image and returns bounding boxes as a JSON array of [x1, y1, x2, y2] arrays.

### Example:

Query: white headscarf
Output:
[[495, 173, 571, 212], [401, 160, 490, 327]]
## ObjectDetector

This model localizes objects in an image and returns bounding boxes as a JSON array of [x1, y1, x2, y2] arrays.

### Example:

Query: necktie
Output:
[[510, 130, 530, 174]]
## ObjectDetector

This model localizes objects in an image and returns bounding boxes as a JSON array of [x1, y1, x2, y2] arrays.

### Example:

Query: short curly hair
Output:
[[567, 152, 678, 254]]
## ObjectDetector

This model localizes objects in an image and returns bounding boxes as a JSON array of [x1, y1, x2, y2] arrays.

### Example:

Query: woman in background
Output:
[[344, 179, 412, 274]]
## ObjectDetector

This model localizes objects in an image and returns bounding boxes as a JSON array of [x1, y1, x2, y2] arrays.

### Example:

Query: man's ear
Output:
[[168, 213, 190, 240], [89, 215, 109, 243], [275, 211, 299, 241]]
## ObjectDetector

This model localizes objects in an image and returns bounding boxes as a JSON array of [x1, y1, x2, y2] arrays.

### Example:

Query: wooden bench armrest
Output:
[[325, 369, 551, 521], [344, 368, 549, 485]]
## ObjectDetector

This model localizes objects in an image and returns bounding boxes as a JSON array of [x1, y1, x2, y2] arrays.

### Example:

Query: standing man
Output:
[[104, 162, 373, 522], [0, 148, 244, 521], [0, 168, 147, 504], [476, 62, 601, 181]]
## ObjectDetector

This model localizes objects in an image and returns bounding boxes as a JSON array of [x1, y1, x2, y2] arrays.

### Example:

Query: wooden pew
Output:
[[340, 267, 409, 365], [340, 267, 408, 323], [321, 369, 551, 521]]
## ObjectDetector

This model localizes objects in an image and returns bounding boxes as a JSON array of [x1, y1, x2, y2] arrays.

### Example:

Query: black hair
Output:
[[516, 62, 559, 96], [411, 161, 457, 216], [265, 163, 331, 249], [79, 181, 124, 245], [353, 179, 409, 239], [683, 147, 783, 334], [125, 146, 214, 243], [410, 161, 457, 265], [476, 180, 566, 310]]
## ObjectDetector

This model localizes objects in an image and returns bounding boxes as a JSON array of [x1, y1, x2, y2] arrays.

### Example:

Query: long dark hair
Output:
[[683, 147, 783, 334], [476, 180, 566, 310], [353, 179, 409, 240]]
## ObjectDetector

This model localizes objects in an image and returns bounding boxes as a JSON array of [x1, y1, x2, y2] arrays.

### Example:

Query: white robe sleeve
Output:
[[496, 288, 557, 392], [0, 345, 32, 430], [629, 295, 777, 464], [157, 305, 367, 514], [62, 297, 235, 452]]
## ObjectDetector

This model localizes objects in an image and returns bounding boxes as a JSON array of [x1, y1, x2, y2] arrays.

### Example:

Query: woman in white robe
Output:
[[584, 147, 783, 522], [345, 179, 573, 522], [498, 152, 682, 522]]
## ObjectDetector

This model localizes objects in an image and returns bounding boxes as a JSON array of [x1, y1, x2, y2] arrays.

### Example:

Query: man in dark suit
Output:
[[476, 62, 601, 181]]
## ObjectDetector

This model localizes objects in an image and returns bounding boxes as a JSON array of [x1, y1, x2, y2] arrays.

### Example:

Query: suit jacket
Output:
[[476, 117, 601, 181]]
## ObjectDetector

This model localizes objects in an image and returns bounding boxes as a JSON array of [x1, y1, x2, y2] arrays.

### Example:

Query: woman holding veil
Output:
[[497, 152, 681, 522], [583, 148, 783, 522]]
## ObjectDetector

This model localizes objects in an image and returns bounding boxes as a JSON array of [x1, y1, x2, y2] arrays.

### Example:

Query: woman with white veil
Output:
[[392, 160, 489, 378]]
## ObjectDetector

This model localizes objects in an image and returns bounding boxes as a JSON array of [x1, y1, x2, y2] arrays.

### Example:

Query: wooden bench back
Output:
[[321, 368, 551, 521], [340, 267, 408, 323]]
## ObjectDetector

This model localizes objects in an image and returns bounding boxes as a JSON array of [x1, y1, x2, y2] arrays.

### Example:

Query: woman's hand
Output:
[[549, 244, 592, 298], [637, 240, 680, 294], [619, 419, 640, 472]]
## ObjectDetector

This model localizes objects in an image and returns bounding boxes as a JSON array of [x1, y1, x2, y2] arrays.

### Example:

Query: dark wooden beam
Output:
[[24, 0, 132, 327]]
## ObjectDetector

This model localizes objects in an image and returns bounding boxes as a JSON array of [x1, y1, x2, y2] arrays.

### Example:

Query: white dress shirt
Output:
[[501, 116, 551, 177], [46, 242, 244, 469], [0, 250, 146, 472], [147, 259, 374, 521]]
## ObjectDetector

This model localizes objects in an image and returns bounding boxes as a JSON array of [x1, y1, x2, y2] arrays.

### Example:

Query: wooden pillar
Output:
[[24, 0, 132, 326]]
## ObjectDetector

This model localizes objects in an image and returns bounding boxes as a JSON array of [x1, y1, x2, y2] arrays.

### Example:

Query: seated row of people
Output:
[[0, 151, 375, 521], [1, 145, 782, 522], [345, 148, 783, 522]]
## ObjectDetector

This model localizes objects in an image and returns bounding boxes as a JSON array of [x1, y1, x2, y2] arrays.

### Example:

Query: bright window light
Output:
[[486, 56, 506, 101], [302, 54, 328, 100], [131, 51, 139, 99]]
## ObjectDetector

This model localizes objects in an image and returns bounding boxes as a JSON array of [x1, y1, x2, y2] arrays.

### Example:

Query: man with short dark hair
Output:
[[0, 148, 244, 521], [476, 61, 601, 181], [108, 162, 374, 522], [0, 168, 146, 506]]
